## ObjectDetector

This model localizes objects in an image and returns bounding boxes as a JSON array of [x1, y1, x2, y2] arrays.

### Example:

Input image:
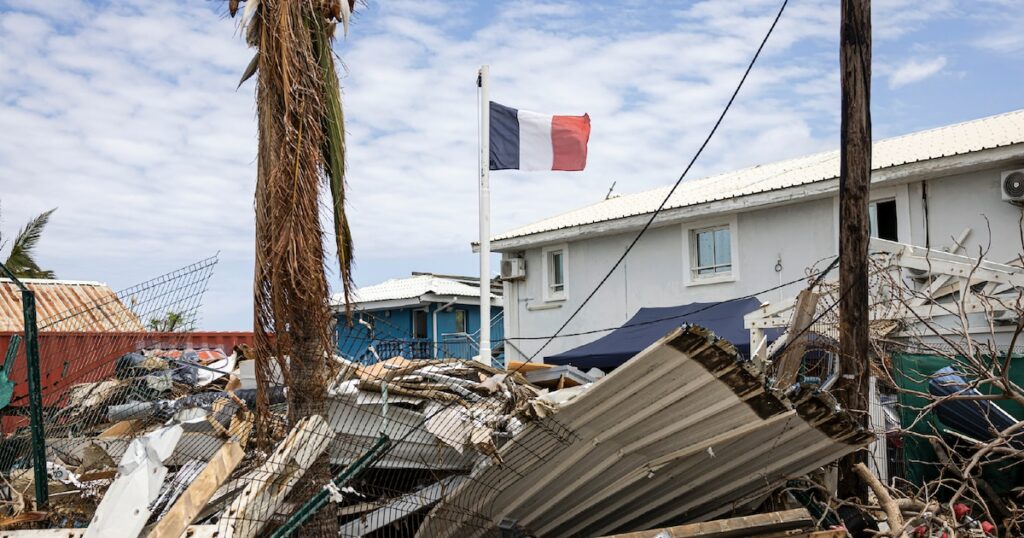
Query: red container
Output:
[[0, 331, 254, 433]]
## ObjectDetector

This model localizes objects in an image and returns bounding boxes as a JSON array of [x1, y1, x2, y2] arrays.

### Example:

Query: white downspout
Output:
[[433, 297, 459, 359]]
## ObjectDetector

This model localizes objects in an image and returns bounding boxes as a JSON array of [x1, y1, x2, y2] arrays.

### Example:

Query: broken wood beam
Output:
[[774, 289, 820, 390], [219, 415, 335, 538], [147, 440, 244, 538], [597, 508, 814, 538]]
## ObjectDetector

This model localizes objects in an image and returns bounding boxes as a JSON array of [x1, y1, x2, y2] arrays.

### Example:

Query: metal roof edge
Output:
[[0, 278, 108, 287], [489, 142, 1024, 252]]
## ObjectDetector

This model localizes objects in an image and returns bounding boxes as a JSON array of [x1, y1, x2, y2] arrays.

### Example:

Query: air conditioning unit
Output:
[[500, 258, 526, 281], [1001, 169, 1024, 203]]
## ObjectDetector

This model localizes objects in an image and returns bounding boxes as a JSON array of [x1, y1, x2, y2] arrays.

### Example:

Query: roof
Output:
[[418, 326, 872, 537], [0, 278, 143, 332], [333, 273, 500, 307], [493, 108, 1024, 244]]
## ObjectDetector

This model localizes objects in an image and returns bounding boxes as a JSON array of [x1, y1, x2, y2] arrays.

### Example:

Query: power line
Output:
[[351, 0, 795, 482]]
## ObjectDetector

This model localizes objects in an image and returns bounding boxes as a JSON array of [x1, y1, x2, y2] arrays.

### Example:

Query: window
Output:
[[542, 244, 568, 302], [693, 225, 732, 276], [412, 310, 428, 339], [683, 217, 738, 286], [869, 199, 898, 241], [454, 309, 468, 334]]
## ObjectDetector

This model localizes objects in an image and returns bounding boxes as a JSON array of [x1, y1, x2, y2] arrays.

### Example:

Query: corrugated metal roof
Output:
[[493, 108, 1024, 243], [0, 278, 142, 332], [417, 326, 872, 538], [333, 274, 498, 306]]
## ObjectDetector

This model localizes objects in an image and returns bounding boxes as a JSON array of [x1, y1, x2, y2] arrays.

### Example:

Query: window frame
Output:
[[411, 309, 428, 339], [453, 308, 468, 334], [682, 216, 739, 287], [541, 243, 569, 302], [869, 198, 898, 242], [691, 224, 733, 276]]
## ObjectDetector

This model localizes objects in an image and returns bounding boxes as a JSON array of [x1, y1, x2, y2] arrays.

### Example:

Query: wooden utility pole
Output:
[[836, 0, 872, 501]]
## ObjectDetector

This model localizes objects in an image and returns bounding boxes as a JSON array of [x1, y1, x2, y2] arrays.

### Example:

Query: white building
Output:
[[488, 109, 1024, 362]]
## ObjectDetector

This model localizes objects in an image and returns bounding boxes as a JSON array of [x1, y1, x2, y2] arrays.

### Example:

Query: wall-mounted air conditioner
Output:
[[1000, 169, 1024, 203], [500, 258, 526, 281]]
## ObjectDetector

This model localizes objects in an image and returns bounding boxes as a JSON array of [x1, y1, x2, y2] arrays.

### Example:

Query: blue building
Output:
[[332, 273, 503, 363]]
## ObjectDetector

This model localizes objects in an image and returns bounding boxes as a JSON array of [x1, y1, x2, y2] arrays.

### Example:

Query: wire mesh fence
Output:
[[3, 247, 972, 536], [0, 256, 219, 525], [0, 253, 576, 536]]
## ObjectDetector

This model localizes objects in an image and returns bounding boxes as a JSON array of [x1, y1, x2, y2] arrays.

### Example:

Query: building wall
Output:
[[335, 302, 503, 360], [502, 163, 1024, 362]]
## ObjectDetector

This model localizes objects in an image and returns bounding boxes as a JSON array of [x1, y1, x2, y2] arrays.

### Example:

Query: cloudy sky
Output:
[[0, 0, 1021, 329]]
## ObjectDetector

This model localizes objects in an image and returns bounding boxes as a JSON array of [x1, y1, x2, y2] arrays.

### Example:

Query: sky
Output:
[[0, 0, 1022, 329]]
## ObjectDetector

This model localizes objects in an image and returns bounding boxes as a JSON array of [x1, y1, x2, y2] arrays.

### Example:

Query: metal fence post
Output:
[[0, 263, 48, 508], [22, 290, 48, 508]]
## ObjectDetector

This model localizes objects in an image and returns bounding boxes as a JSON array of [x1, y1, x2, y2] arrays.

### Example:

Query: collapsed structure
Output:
[[0, 292, 874, 537], [1, 244, 1021, 537]]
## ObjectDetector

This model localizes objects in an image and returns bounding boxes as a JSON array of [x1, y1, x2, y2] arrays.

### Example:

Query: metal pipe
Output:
[[818, 351, 841, 394], [477, 65, 492, 363], [433, 296, 458, 359]]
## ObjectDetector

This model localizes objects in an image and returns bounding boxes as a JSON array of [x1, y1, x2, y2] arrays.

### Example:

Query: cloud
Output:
[[887, 56, 947, 88], [0, 0, 1002, 329]]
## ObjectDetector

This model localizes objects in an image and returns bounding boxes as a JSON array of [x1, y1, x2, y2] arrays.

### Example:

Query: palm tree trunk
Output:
[[246, 1, 350, 535]]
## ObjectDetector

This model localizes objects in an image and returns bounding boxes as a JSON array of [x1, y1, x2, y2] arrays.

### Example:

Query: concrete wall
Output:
[[502, 164, 1024, 362]]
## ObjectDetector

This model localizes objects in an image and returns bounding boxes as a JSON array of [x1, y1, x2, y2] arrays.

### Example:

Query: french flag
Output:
[[489, 102, 591, 171]]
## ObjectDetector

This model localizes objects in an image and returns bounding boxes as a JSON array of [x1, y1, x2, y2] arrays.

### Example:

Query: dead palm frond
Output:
[[230, 2, 356, 534], [1, 207, 57, 280]]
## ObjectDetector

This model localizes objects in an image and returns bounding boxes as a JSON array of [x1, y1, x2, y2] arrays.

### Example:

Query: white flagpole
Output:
[[477, 65, 491, 365]]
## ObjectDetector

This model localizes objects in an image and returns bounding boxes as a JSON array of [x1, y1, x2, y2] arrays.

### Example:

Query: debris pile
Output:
[[0, 344, 561, 536]]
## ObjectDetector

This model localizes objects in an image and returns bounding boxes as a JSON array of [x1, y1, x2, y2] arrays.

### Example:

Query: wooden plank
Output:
[[598, 508, 813, 538], [219, 415, 335, 538], [773, 290, 820, 390], [148, 440, 244, 538], [506, 360, 554, 373], [98, 419, 144, 438], [909, 227, 971, 306]]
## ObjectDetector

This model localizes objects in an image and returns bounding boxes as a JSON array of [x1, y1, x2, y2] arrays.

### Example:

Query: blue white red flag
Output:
[[489, 102, 591, 171]]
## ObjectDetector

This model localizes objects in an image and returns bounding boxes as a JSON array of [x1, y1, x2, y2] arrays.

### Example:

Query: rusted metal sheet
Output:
[[0, 279, 140, 332], [417, 326, 873, 538]]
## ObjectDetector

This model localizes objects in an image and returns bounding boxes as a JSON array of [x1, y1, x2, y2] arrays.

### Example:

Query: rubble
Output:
[[0, 342, 560, 536], [0, 322, 960, 537]]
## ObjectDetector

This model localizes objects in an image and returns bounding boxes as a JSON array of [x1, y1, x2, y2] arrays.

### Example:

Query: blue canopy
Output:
[[546, 297, 770, 370]]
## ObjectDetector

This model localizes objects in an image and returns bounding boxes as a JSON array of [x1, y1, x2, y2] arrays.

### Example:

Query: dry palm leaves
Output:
[[231, 2, 357, 534]]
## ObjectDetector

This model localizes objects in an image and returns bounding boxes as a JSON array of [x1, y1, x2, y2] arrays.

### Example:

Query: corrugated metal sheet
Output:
[[333, 274, 498, 306], [0, 278, 141, 332], [493, 108, 1024, 243], [418, 326, 873, 538]]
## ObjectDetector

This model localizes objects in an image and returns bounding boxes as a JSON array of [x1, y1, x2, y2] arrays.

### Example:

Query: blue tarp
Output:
[[929, 366, 1024, 449], [546, 297, 771, 370]]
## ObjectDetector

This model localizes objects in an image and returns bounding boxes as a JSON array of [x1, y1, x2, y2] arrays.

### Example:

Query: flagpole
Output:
[[477, 65, 491, 365]]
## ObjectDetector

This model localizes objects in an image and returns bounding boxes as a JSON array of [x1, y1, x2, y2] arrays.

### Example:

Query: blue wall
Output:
[[335, 301, 503, 362]]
